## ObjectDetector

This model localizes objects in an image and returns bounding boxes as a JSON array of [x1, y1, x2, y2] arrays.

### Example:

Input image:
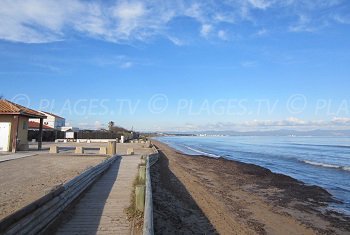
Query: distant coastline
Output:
[[153, 129, 350, 137]]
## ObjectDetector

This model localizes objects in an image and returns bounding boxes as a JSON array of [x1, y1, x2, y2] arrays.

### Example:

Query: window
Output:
[[23, 121, 27, 130]]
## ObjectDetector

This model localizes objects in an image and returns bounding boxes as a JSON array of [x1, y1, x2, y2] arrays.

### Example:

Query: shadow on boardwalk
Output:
[[46, 158, 122, 234], [151, 151, 217, 234]]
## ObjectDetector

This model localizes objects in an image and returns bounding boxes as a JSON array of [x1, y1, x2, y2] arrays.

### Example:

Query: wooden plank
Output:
[[55, 155, 141, 234]]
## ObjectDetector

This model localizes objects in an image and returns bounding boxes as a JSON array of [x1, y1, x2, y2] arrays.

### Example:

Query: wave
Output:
[[183, 145, 221, 158], [290, 143, 350, 149], [302, 160, 350, 172]]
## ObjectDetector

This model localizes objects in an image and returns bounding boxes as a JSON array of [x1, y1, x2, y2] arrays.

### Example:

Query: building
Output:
[[60, 126, 79, 132], [29, 111, 65, 130], [0, 99, 46, 152]]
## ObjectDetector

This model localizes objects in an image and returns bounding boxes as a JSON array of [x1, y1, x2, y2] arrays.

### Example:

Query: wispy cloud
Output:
[[167, 36, 186, 46], [247, 0, 272, 10], [289, 15, 317, 32], [254, 28, 268, 37], [92, 55, 135, 69], [217, 30, 229, 40], [0, 0, 348, 44], [241, 61, 258, 68]]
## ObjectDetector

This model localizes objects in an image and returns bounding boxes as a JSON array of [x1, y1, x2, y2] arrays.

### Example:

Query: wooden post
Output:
[[135, 185, 145, 212], [139, 166, 146, 182], [38, 118, 43, 150]]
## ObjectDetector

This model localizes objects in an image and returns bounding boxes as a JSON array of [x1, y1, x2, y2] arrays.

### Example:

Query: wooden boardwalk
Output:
[[55, 155, 141, 235]]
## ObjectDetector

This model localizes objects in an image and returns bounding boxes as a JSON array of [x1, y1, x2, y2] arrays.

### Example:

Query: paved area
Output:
[[54, 155, 142, 234], [0, 152, 38, 162], [0, 155, 105, 219]]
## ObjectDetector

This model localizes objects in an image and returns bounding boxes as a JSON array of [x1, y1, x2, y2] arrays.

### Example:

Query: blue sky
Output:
[[1, 0, 350, 131]]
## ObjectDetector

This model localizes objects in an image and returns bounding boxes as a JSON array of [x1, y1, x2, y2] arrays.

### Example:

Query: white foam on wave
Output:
[[184, 145, 221, 158], [303, 160, 350, 172], [343, 166, 350, 171]]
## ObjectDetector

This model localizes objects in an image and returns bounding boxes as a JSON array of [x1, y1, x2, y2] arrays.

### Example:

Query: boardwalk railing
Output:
[[0, 155, 118, 235], [143, 146, 159, 235]]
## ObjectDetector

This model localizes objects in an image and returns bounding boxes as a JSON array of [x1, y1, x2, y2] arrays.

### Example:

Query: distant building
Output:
[[60, 126, 79, 132], [29, 111, 65, 130]]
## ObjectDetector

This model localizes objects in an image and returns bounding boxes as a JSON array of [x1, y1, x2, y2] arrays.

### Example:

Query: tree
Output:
[[108, 121, 114, 131]]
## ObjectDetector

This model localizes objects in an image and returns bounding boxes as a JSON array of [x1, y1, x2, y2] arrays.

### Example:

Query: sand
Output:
[[0, 154, 105, 220], [151, 140, 350, 235]]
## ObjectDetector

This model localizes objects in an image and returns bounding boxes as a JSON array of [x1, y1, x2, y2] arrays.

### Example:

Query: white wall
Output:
[[29, 112, 65, 129]]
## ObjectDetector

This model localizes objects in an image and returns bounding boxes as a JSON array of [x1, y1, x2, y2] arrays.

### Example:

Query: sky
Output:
[[1, 0, 350, 131]]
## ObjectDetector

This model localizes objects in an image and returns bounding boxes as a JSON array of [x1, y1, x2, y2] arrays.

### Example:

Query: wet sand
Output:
[[151, 140, 350, 235]]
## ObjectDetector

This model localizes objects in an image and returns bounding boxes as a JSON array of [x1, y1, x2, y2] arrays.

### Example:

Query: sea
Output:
[[155, 136, 350, 215]]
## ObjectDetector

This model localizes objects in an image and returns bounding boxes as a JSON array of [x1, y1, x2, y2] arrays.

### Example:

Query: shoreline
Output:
[[156, 138, 350, 213], [151, 139, 350, 234]]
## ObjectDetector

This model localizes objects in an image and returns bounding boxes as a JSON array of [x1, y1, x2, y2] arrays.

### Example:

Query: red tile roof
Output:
[[28, 121, 53, 130], [0, 99, 47, 118]]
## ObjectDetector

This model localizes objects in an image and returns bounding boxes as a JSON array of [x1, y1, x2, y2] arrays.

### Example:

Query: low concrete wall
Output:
[[0, 155, 118, 234], [143, 146, 159, 235]]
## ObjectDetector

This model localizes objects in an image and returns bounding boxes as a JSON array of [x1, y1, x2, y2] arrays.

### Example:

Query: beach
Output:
[[151, 140, 350, 235]]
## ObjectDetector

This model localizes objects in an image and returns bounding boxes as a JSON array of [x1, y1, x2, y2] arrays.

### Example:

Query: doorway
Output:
[[0, 122, 11, 152]]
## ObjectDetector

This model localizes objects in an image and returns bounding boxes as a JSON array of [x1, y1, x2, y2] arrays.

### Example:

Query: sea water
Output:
[[155, 136, 350, 215]]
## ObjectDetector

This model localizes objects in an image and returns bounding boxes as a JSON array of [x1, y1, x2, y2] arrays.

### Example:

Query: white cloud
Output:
[[92, 55, 135, 69], [248, 0, 272, 10], [114, 2, 145, 20], [0, 0, 71, 42], [332, 15, 350, 24], [241, 117, 309, 127], [168, 36, 186, 46], [170, 117, 350, 132], [200, 24, 213, 37], [113, 1, 146, 37], [289, 15, 317, 32], [331, 117, 350, 125], [185, 3, 205, 22], [120, 61, 133, 69], [255, 28, 268, 37], [217, 30, 228, 40], [0, 0, 348, 44]]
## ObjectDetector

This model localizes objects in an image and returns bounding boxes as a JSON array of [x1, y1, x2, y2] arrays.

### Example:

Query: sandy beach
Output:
[[151, 140, 350, 235]]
